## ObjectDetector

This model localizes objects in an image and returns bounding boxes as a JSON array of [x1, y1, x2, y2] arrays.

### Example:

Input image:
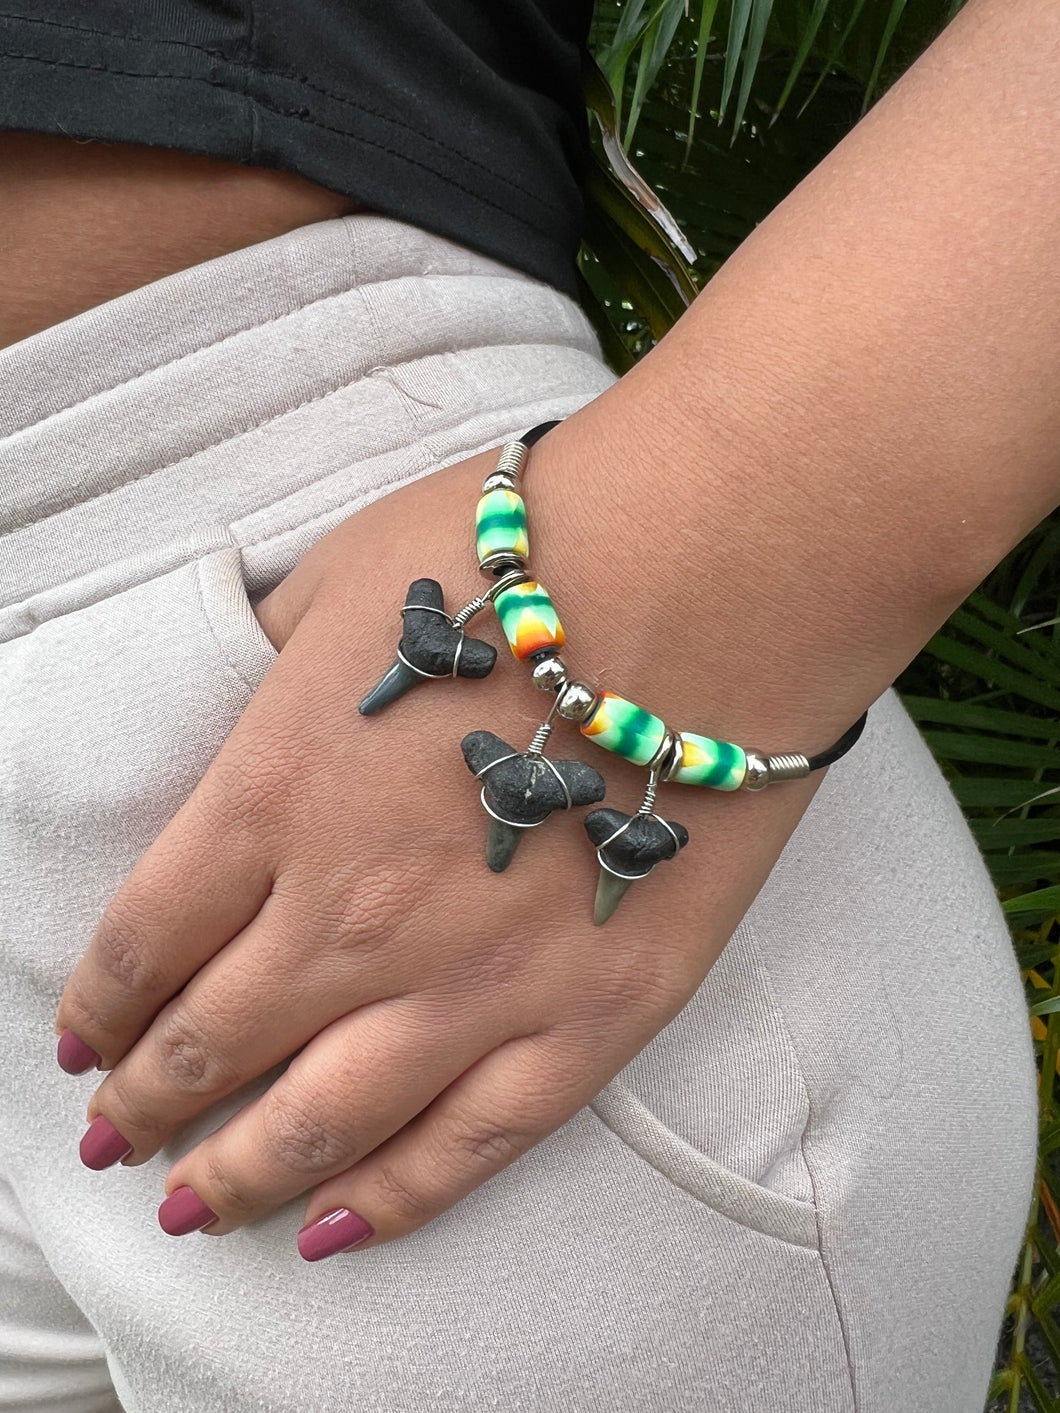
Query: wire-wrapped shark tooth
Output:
[[358, 578, 497, 716], [461, 729, 605, 872], [584, 807, 689, 925]]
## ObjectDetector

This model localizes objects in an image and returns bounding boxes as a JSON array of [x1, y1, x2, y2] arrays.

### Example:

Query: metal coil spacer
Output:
[[479, 550, 528, 580]]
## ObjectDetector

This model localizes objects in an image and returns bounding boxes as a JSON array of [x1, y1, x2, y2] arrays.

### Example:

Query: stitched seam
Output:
[[0, 402, 597, 642], [0, 336, 597, 540], [232, 389, 601, 552], [193, 554, 262, 696], [589, 1087, 817, 1249], [744, 919, 859, 1407], [0, 51, 558, 239], [0, 11, 230, 56], [801, 1132, 859, 1411], [1, 268, 540, 441], [0, 34, 565, 215], [1, 379, 365, 541]]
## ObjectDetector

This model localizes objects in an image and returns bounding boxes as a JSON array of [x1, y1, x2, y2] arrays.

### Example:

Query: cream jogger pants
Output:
[[0, 213, 1037, 1413]]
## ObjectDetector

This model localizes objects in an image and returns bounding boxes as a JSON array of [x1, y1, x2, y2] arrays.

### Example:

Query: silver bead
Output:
[[531, 655, 568, 692], [742, 751, 770, 790], [556, 681, 598, 722], [649, 730, 681, 778], [481, 471, 519, 494]]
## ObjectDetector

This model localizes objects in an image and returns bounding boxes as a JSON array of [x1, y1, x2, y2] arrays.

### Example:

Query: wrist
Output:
[[524, 399, 974, 761]]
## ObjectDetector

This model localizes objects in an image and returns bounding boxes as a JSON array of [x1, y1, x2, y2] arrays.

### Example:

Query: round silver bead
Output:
[[531, 655, 568, 692], [555, 681, 599, 723], [742, 751, 771, 790], [481, 471, 519, 494]]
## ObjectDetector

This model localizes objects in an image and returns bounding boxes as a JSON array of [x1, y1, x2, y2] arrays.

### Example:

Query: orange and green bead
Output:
[[579, 692, 668, 767], [493, 580, 565, 660]]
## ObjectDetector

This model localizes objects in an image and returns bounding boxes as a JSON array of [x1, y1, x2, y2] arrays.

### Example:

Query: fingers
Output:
[[55, 784, 272, 1071], [154, 998, 514, 1236], [295, 1031, 589, 1261], [79, 887, 398, 1164], [78, 859, 495, 1164]]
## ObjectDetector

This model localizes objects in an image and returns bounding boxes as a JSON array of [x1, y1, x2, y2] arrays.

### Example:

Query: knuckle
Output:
[[203, 747, 291, 833], [260, 1089, 356, 1177], [152, 1008, 238, 1098], [443, 933, 528, 995], [450, 1119, 528, 1169], [92, 899, 168, 999], [592, 945, 688, 1021], [373, 1163, 435, 1224]]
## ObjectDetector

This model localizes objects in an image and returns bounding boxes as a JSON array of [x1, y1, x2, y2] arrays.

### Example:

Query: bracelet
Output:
[[359, 422, 867, 923]]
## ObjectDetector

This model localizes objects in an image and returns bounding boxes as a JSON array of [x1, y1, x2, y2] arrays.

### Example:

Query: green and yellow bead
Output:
[[580, 692, 667, 767], [669, 732, 746, 790], [493, 580, 565, 660], [475, 489, 529, 564]]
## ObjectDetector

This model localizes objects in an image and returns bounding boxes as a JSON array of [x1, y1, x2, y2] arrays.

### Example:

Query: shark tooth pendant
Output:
[[358, 578, 498, 716], [461, 717, 606, 872], [584, 807, 689, 924]]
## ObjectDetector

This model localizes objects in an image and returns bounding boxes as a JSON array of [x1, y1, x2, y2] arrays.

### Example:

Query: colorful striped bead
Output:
[[669, 732, 746, 790], [475, 489, 529, 564], [493, 581, 565, 660], [580, 692, 667, 767]]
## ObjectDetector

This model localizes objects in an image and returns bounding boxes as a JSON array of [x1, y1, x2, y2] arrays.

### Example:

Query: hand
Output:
[[54, 434, 821, 1259]]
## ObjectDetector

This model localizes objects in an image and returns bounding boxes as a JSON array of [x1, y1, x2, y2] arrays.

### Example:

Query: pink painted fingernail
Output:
[[297, 1208, 374, 1262], [57, 1030, 101, 1075], [79, 1116, 133, 1170], [158, 1186, 219, 1236]]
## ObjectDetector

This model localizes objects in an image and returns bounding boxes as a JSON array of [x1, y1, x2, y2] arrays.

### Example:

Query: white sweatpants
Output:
[[0, 212, 1036, 1413]]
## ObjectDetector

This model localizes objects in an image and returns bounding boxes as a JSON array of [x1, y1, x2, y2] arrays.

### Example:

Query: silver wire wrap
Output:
[[595, 751, 682, 879], [449, 597, 489, 629], [473, 707, 573, 816], [486, 569, 532, 600], [397, 602, 465, 678], [395, 646, 457, 681]]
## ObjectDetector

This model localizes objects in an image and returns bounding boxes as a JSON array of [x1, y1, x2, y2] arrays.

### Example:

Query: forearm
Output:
[[530, 0, 1060, 753]]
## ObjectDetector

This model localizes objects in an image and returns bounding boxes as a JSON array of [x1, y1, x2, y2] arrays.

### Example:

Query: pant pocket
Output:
[[193, 546, 279, 698], [590, 1080, 819, 1248], [0, 544, 285, 902]]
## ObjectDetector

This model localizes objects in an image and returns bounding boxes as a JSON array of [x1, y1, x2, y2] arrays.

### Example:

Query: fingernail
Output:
[[297, 1208, 374, 1262], [158, 1186, 219, 1236], [79, 1115, 133, 1170], [57, 1030, 101, 1075]]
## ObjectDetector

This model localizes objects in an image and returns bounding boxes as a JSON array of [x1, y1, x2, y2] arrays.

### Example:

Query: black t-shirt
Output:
[[0, 1, 595, 298]]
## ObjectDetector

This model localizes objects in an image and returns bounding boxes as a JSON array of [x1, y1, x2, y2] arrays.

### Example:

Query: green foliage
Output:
[[582, 3, 1058, 1406]]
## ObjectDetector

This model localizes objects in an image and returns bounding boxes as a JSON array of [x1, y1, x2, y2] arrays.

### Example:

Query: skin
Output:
[[42, 0, 1060, 1255], [0, 133, 362, 349]]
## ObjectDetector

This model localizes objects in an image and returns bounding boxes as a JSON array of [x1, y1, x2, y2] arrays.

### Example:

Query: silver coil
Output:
[[486, 567, 532, 600], [525, 721, 553, 757], [449, 596, 489, 629], [494, 441, 527, 481], [764, 752, 811, 781]]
